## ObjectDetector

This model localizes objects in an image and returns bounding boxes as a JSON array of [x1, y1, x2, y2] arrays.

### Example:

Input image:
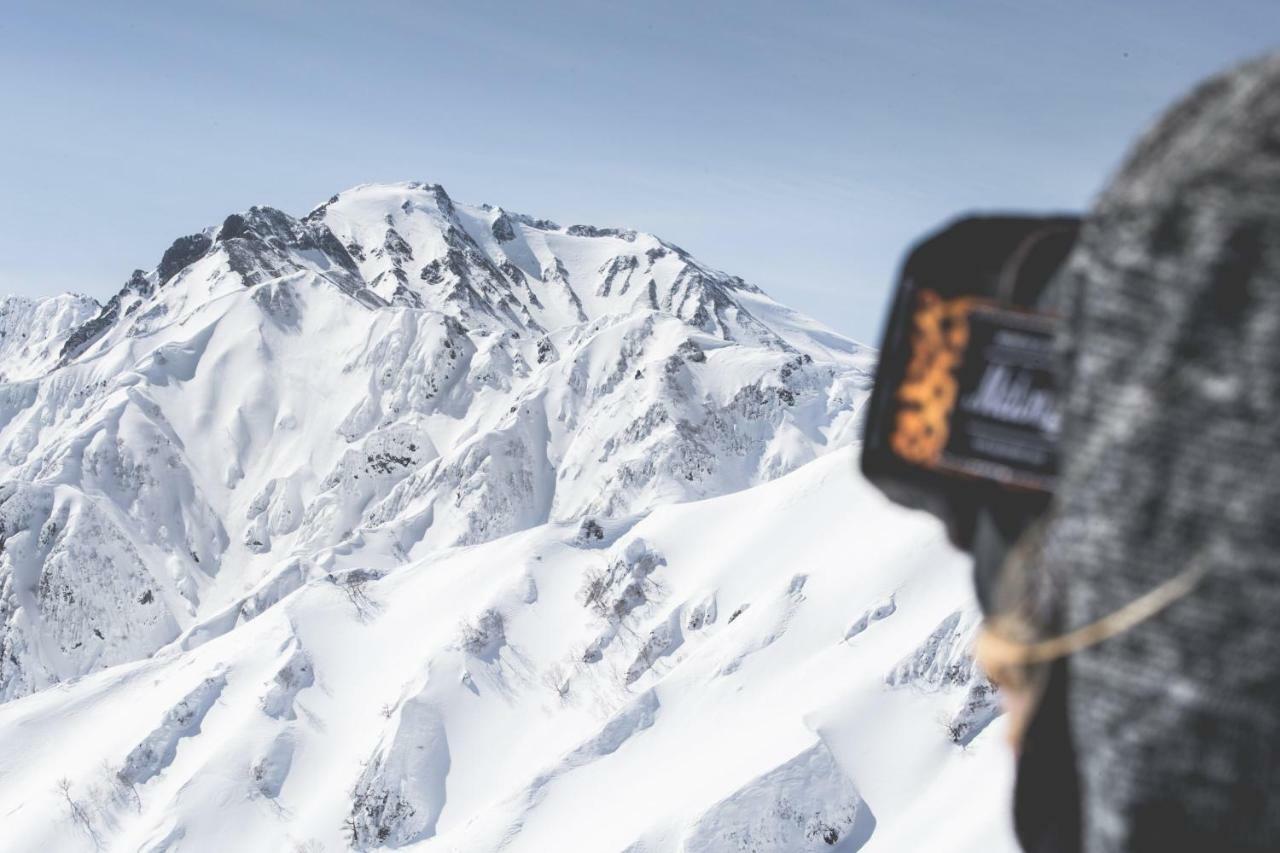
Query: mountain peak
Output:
[[45, 181, 862, 376]]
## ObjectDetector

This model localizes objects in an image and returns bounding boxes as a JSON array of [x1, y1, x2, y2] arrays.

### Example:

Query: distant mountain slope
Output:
[[0, 447, 1014, 852]]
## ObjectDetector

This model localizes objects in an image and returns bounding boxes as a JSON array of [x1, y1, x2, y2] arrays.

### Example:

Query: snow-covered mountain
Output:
[[0, 182, 1014, 852]]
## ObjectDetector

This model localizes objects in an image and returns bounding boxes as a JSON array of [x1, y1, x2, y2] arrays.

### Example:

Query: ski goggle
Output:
[[861, 215, 1080, 521]]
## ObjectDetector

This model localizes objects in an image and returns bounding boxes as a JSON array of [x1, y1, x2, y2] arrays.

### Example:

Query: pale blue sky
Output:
[[2, 1, 1277, 342]]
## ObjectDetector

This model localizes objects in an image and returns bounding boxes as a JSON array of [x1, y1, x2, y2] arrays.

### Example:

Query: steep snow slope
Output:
[[0, 447, 1016, 852]]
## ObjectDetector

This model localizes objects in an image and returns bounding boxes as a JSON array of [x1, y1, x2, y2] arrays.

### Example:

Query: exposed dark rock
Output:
[[419, 259, 444, 284], [218, 213, 250, 241], [510, 212, 559, 231], [490, 213, 516, 243], [382, 228, 413, 263], [217, 207, 364, 292], [566, 224, 637, 241], [677, 339, 707, 363], [58, 270, 151, 363], [598, 255, 638, 297], [577, 519, 605, 542], [157, 234, 212, 284]]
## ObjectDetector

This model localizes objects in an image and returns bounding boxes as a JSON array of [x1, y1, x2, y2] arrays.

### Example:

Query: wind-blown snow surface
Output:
[[0, 182, 1017, 851]]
